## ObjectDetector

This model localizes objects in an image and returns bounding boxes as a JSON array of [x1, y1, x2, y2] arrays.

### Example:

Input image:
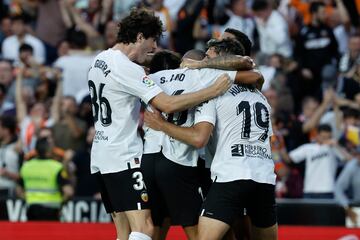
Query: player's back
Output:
[[210, 84, 276, 184], [147, 68, 236, 166]]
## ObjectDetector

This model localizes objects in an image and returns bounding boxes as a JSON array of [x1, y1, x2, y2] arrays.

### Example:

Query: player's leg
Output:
[[156, 153, 203, 240], [125, 209, 154, 239], [247, 182, 278, 240], [251, 224, 278, 240], [111, 212, 130, 240], [141, 153, 168, 240], [95, 172, 130, 240], [198, 216, 230, 240], [101, 169, 153, 240], [198, 181, 244, 240]]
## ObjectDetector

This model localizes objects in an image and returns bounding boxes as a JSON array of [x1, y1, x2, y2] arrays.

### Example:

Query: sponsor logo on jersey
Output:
[[141, 191, 149, 202], [231, 144, 272, 160], [142, 76, 155, 88]]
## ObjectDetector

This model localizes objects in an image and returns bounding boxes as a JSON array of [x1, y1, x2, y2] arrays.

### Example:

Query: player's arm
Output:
[[181, 55, 254, 70], [144, 108, 214, 148], [181, 56, 264, 90], [150, 74, 231, 114]]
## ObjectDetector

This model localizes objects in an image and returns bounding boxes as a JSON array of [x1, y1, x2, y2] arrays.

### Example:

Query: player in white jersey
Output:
[[142, 41, 263, 240], [87, 9, 234, 240], [144, 39, 277, 240]]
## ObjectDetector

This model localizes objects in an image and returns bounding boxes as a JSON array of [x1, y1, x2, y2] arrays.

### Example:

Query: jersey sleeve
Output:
[[114, 65, 163, 104], [194, 99, 216, 126], [198, 68, 237, 88], [289, 144, 308, 163]]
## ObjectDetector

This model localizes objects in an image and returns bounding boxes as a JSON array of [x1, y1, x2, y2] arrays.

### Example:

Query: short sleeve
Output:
[[198, 68, 237, 88], [289, 144, 309, 163], [113, 64, 163, 104], [194, 99, 216, 126]]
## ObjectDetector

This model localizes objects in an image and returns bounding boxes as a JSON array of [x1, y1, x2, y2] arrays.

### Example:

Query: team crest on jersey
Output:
[[141, 191, 149, 202], [142, 76, 155, 88]]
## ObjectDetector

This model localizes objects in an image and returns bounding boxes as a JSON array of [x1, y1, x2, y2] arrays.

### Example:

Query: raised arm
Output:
[[50, 69, 63, 123], [144, 109, 214, 148], [150, 73, 231, 113], [15, 68, 27, 124]]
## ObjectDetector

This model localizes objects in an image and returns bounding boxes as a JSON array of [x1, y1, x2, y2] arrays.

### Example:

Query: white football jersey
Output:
[[143, 68, 236, 166], [88, 49, 163, 174], [289, 143, 345, 193], [195, 85, 276, 184]]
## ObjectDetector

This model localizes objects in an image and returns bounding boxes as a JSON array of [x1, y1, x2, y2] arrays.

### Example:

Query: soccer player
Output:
[[142, 38, 263, 240], [144, 39, 278, 240], [87, 9, 234, 240]]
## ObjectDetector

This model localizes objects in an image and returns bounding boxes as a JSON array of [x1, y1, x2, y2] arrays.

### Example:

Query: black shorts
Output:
[[94, 168, 150, 213], [197, 158, 212, 196], [141, 152, 203, 227], [200, 179, 277, 228]]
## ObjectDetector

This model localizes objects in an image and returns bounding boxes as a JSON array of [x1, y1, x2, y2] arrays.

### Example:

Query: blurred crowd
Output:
[[0, 0, 359, 219]]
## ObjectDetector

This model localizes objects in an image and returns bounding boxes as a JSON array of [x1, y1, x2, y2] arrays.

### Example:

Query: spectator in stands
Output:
[[17, 137, 74, 221], [146, 0, 173, 49], [33, 0, 68, 64], [0, 115, 19, 198], [52, 95, 87, 151], [219, 0, 255, 43], [104, 21, 117, 49], [335, 146, 360, 227], [1, 15, 45, 64], [294, 1, 339, 98], [15, 67, 55, 154], [251, 0, 292, 58], [0, 59, 13, 90], [173, 0, 204, 55], [339, 33, 360, 75], [53, 29, 94, 103], [337, 54, 360, 103], [0, 16, 12, 54], [288, 124, 351, 199], [288, 89, 335, 149]]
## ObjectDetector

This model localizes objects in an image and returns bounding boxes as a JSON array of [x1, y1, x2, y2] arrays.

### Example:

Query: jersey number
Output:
[[88, 80, 112, 126], [167, 90, 188, 126], [237, 101, 270, 142], [132, 171, 145, 191]]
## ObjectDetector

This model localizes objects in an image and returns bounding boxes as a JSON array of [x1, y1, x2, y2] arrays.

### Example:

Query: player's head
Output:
[[183, 49, 206, 61], [67, 29, 87, 50], [117, 8, 163, 64], [149, 50, 181, 73], [206, 38, 244, 59], [316, 124, 332, 144], [221, 28, 252, 56]]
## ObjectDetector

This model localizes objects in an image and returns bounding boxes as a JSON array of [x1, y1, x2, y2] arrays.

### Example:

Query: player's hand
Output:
[[323, 88, 335, 105], [323, 138, 337, 146], [211, 73, 232, 96], [301, 68, 313, 79], [242, 56, 256, 69], [144, 108, 165, 131], [180, 58, 202, 69]]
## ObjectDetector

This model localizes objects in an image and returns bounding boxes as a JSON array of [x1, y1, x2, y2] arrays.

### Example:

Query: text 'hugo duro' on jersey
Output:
[[144, 67, 237, 167], [195, 84, 276, 185], [88, 49, 163, 174]]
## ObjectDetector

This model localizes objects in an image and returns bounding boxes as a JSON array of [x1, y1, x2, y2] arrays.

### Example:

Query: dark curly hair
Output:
[[117, 8, 163, 44]]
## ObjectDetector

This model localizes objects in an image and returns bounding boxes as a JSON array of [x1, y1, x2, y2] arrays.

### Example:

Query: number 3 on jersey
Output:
[[88, 80, 112, 126]]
